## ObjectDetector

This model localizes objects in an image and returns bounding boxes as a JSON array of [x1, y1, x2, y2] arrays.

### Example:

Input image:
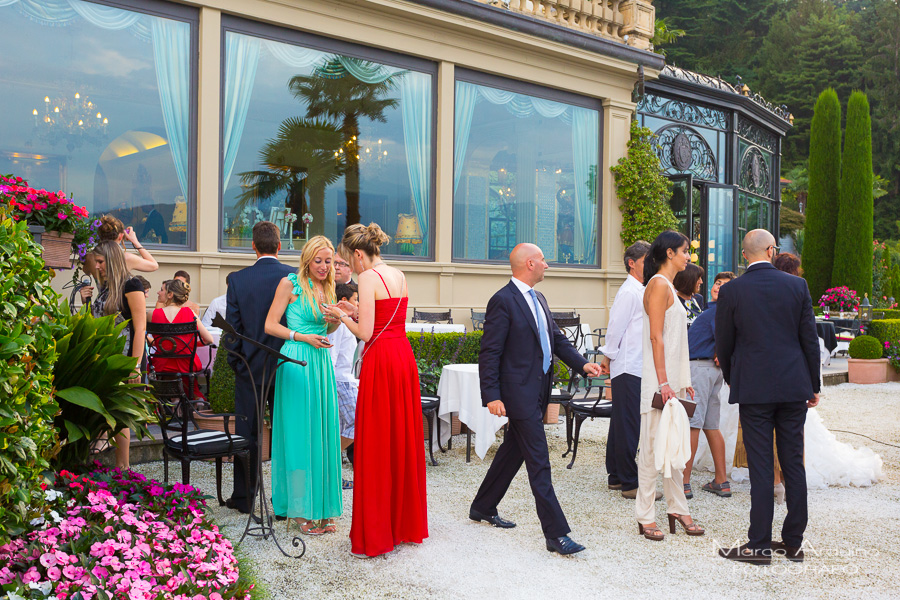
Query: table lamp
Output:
[[395, 213, 422, 255]]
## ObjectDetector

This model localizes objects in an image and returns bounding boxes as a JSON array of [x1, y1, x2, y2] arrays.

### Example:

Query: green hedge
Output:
[[873, 309, 900, 320], [848, 335, 882, 359], [407, 331, 482, 365], [868, 319, 900, 344], [208, 345, 236, 414]]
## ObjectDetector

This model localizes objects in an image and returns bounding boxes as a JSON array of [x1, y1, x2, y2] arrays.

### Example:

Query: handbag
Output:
[[651, 392, 697, 418], [351, 276, 404, 378]]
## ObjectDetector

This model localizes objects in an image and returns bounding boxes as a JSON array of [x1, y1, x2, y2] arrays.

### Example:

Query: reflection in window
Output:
[[222, 32, 433, 256], [452, 81, 599, 264], [0, 0, 194, 246], [738, 191, 774, 272]]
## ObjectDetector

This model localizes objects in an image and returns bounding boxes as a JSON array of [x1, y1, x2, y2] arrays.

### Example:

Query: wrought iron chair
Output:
[[146, 320, 215, 412], [412, 309, 453, 324], [561, 373, 611, 469], [546, 317, 582, 448], [421, 390, 442, 466], [470, 308, 486, 331], [583, 327, 607, 362], [551, 310, 578, 321]]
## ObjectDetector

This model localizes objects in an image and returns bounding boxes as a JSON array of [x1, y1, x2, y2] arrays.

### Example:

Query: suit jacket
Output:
[[225, 257, 296, 382], [479, 281, 588, 420], [715, 262, 820, 404]]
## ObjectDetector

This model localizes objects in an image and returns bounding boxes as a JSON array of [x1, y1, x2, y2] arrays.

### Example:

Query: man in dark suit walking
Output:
[[469, 243, 601, 555], [715, 229, 820, 565], [225, 221, 296, 514]]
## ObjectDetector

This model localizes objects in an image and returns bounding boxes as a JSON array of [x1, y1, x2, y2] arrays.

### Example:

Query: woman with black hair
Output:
[[673, 263, 705, 326], [635, 230, 703, 541]]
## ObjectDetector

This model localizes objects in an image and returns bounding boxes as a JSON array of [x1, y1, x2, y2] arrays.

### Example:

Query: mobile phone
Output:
[[320, 339, 333, 347]]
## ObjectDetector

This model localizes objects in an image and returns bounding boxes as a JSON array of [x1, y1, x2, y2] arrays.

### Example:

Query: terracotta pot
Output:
[[193, 411, 271, 461], [543, 402, 560, 425], [39, 230, 74, 268], [847, 358, 896, 384]]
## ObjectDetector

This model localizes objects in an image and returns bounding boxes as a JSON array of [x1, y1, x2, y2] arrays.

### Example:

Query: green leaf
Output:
[[56, 386, 116, 429]]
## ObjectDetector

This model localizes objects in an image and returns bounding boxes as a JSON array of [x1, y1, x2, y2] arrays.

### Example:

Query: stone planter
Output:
[[847, 358, 900, 384], [38, 230, 74, 268], [193, 411, 271, 461], [543, 402, 560, 425]]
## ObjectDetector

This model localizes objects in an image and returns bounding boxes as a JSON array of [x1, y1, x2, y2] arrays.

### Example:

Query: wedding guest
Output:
[[599, 240, 650, 499], [201, 273, 232, 328], [636, 230, 703, 541], [156, 270, 200, 316], [224, 222, 295, 515], [329, 243, 356, 466], [83, 215, 159, 277], [81, 240, 146, 470], [148, 278, 213, 400], [682, 271, 735, 500], [322, 223, 428, 558], [136, 276, 151, 299], [673, 263, 705, 326], [774, 252, 803, 277], [717, 230, 819, 565], [265, 235, 342, 535], [329, 281, 359, 491]]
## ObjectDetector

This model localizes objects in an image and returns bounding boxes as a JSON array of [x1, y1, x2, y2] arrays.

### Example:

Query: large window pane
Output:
[[453, 80, 600, 264], [0, 0, 194, 246], [222, 31, 433, 256]]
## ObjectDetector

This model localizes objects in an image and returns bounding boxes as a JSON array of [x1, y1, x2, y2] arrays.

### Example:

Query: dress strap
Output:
[[373, 269, 392, 299]]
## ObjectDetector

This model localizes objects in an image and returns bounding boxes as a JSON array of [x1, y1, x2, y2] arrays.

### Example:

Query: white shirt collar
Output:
[[748, 260, 772, 268], [625, 273, 643, 287], [255, 255, 278, 263], [510, 276, 536, 294]]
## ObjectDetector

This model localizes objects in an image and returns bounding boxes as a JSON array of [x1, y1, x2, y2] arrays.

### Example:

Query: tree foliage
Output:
[[803, 89, 843, 301], [833, 91, 874, 296], [610, 120, 678, 246]]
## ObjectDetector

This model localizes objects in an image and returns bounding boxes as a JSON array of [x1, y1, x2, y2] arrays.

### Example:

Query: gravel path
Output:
[[134, 382, 900, 599]]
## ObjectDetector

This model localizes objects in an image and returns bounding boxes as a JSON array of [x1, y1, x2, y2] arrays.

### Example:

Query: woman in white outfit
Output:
[[636, 230, 704, 541]]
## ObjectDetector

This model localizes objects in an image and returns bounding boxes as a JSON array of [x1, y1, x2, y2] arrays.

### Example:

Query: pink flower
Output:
[[58, 212, 68, 220], [22, 566, 41, 583], [40, 552, 58, 567], [47, 565, 62, 580]]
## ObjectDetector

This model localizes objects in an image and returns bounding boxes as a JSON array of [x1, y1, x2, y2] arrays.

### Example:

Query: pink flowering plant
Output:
[[0, 174, 89, 235], [0, 466, 254, 600], [818, 286, 860, 313]]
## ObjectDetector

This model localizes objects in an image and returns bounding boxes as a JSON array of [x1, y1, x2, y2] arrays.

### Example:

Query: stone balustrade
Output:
[[477, 0, 656, 50]]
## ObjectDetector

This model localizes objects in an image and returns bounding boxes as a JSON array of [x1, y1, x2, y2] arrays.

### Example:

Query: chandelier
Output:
[[333, 136, 389, 167], [33, 92, 109, 153]]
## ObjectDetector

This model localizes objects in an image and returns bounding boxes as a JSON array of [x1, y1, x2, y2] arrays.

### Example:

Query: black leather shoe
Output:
[[224, 497, 251, 514], [274, 514, 287, 522], [469, 508, 516, 528], [719, 544, 772, 565], [546, 536, 585, 555], [771, 541, 804, 562]]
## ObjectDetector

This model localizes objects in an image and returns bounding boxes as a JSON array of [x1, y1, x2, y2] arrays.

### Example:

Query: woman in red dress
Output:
[[324, 223, 428, 558], [149, 278, 214, 399]]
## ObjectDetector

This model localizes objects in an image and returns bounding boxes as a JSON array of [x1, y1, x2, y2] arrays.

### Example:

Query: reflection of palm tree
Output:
[[289, 58, 400, 226], [236, 117, 344, 237]]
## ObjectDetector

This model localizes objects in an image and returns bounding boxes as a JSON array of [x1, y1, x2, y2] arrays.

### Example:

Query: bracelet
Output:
[[289, 330, 295, 341], [657, 382, 669, 392], [133, 245, 143, 250]]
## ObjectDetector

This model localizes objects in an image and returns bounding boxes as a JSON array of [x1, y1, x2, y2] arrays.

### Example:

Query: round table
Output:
[[436, 364, 507, 460]]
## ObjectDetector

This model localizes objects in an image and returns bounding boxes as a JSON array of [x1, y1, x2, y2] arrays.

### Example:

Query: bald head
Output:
[[742, 229, 776, 263], [510, 243, 547, 286]]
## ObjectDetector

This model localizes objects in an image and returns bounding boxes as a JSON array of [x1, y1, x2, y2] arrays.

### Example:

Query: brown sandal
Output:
[[638, 522, 664, 541], [668, 513, 705, 536]]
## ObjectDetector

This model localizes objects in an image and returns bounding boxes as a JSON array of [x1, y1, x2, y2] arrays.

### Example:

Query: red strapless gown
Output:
[[350, 296, 428, 556]]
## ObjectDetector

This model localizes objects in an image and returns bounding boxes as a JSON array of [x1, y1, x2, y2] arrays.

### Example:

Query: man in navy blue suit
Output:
[[225, 222, 296, 514], [715, 229, 820, 565], [469, 243, 601, 555]]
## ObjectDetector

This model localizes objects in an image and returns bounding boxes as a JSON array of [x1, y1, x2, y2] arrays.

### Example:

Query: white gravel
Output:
[[134, 382, 900, 600]]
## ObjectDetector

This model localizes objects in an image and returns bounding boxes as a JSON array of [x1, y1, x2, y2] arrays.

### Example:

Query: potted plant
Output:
[[818, 286, 860, 318], [0, 174, 89, 268], [847, 335, 899, 384]]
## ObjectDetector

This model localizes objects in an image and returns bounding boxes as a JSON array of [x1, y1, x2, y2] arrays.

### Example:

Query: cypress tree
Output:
[[803, 89, 842, 300], [832, 91, 874, 297]]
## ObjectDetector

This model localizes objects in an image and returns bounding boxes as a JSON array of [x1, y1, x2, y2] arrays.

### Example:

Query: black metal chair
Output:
[[562, 373, 611, 469], [551, 310, 578, 321], [470, 309, 486, 331], [583, 327, 606, 363], [421, 391, 442, 466], [146, 320, 215, 412], [148, 371, 251, 505], [412, 309, 453, 324]]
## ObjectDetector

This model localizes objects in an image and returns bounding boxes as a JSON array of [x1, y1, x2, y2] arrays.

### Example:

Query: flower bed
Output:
[[0, 466, 253, 600]]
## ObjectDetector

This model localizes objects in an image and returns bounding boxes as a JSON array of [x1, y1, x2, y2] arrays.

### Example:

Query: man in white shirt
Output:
[[328, 244, 358, 490], [599, 240, 651, 499], [200, 273, 232, 328]]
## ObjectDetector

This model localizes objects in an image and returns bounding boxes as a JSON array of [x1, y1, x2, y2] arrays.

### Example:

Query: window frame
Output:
[[452, 68, 604, 267], [218, 16, 439, 259]]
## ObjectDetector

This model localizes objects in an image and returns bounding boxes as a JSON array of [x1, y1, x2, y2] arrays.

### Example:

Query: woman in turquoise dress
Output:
[[264, 235, 342, 535]]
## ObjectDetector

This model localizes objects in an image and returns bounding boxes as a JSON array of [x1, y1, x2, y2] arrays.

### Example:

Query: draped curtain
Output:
[[571, 106, 598, 264], [222, 33, 260, 188]]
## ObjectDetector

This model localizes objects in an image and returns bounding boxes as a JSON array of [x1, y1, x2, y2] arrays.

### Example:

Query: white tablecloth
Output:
[[196, 327, 221, 373], [406, 323, 466, 334], [436, 363, 507, 459], [560, 323, 594, 355]]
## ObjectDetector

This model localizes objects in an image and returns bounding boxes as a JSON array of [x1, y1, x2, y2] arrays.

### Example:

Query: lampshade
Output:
[[395, 213, 423, 244]]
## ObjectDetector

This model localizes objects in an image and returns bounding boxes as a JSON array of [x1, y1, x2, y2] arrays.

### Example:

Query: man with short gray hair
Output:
[[599, 240, 652, 499]]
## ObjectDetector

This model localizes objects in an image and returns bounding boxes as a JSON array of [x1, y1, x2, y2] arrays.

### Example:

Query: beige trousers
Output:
[[635, 408, 691, 524]]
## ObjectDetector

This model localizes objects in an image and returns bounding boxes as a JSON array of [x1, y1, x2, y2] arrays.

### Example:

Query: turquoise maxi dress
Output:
[[272, 273, 342, 520]]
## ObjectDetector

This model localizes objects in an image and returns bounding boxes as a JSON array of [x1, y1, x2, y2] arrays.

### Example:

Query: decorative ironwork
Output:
[[739, 146, 772, 198], [638, 93, 728, 130], [653, 124, 717, 181], [737, 116, 777, 153], [659, 65, 791, 123]]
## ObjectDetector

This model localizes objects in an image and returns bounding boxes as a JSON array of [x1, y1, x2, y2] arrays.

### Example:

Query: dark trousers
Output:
[[739, 402, 808, 550], [605, 373, 641, 491], [231, 375, 275, 513], [471, 374, 569, 539]]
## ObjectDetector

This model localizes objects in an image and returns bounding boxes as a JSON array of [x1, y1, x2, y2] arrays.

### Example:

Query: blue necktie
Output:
[[529, 289, 551, 373]]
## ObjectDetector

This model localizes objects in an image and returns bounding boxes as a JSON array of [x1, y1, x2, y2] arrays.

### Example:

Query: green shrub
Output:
[[0, 205, 63, 542], [803, 88, 842, 301], [52, 310, 156, 467], [408, 331, 482, 394], [848, 335, 883, 359], [208, 346, 236, 414], [873, 309, 900, 320], [868, 319, 900, 345], [832, 91, 874, 297]]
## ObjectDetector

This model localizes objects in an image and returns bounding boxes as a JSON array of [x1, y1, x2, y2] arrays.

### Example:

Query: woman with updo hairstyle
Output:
[[322, 222, 429, 558], [148, 278, 214, 401], [83, 214, 159, 279]]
